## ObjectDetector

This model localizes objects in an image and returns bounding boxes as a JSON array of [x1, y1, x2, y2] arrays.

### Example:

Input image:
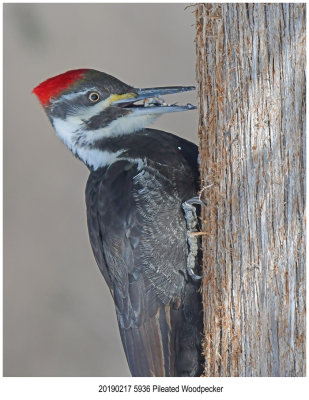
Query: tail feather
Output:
[[117, 280, 203, 377]]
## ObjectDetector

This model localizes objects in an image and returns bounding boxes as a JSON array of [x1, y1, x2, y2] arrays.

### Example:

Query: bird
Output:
[[33, 69, 203, 377]]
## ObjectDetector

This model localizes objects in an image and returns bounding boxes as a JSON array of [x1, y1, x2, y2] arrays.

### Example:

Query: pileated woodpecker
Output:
[[33, 69, 203, 377]]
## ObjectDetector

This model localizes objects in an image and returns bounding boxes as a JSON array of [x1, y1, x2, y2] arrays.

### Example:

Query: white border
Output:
[[1, 1, 308, 399]]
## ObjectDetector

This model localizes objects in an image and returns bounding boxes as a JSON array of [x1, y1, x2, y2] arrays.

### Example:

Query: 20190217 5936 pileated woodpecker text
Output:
[[33, 68, 203, 377]]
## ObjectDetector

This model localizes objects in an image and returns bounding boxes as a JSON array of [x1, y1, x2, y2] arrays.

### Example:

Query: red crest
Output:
[[33, 69, 88, 106]]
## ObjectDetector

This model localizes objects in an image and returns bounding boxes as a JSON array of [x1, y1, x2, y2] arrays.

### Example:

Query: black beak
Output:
[[111, 86, 196, 114]]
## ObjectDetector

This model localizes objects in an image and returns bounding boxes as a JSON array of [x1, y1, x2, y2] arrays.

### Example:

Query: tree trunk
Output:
[[195, 3, 305, 377]]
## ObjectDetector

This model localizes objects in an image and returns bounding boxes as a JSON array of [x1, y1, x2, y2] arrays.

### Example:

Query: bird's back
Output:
[[86, 129, 203, 376]]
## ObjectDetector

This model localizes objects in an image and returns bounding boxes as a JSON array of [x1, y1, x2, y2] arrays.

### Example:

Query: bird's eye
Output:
[[88, 92, 100, 103]]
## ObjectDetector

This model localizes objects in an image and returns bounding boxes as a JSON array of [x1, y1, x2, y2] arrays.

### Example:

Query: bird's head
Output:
[[33, 69, 196, 169]]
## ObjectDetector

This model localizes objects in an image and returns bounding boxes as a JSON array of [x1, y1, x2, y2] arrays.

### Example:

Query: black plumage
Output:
[[86, 129, 203, 376]]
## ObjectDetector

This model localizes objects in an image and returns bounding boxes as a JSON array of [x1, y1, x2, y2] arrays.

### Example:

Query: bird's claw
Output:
[[185, 196, 207, 207], [182, 197, 203, 282], [187, 267, 201, 280]]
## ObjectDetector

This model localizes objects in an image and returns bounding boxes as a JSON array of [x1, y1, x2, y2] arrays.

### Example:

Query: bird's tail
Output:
[[117, 278, 203, 377]]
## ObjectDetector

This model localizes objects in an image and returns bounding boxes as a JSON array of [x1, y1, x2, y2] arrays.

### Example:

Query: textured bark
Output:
[[195, 3, 305, 377]]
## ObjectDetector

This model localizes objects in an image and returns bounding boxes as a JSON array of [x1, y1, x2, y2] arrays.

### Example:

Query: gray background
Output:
[[4, 3, 197, 376]]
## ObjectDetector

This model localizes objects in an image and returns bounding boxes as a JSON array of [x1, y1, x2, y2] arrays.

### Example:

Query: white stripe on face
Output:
[[52, 111, 157, 149]]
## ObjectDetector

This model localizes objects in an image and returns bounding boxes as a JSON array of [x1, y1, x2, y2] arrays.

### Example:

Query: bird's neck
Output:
[[75, 147, 126, 171], [52, 115, 158, 171], [77, 131, 153, 171]]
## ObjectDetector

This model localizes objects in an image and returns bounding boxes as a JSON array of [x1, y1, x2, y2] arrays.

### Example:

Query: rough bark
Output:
[[195, 3, 305, 377]]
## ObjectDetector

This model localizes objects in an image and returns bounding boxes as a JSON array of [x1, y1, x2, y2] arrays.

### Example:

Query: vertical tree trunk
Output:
[[195, 3, 305, 377]]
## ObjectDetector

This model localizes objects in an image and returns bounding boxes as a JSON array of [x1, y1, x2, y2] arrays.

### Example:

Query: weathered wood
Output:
[[195, 3, 305, 377]]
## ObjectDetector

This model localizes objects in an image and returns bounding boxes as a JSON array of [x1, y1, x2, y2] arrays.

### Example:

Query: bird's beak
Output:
[[111, 86, 196, 115]]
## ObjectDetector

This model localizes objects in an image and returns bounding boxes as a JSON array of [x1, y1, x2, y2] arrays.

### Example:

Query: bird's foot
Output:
[[187, 267, 202, 281], [182, 198, 202, 281], [185, 196, 207, 207]]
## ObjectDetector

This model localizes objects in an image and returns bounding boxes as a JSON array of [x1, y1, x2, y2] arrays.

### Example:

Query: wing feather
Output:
[[86, 146, 202, 376]]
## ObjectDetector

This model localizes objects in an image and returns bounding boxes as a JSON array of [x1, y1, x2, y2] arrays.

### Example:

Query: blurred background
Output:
[[3, 3, 197, 376]]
